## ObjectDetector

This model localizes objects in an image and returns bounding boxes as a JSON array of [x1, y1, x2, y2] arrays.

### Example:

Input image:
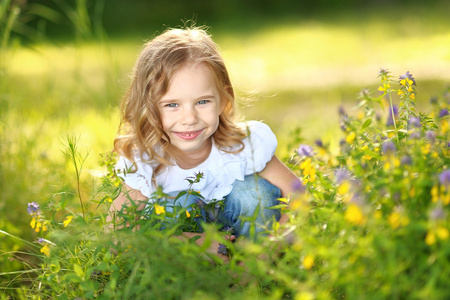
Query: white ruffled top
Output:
[[115, 121, 277, 204]]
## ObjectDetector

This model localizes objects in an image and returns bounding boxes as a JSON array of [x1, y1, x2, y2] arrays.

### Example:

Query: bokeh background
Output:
[[1, 0, 450, 275]]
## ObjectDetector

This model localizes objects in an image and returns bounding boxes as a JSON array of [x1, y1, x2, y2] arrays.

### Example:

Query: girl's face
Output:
[[158, 62, 223, 159]]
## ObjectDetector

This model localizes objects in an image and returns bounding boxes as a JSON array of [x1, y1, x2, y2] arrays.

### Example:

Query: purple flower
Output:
[[377, 68, 390, 78], [430, 205, 446, 220], [399, 71, 416, 85], [382, 141, 396, 154], [335, 168, 350, 184], [38, 238, 45, 243], [439, 108, 449, 118], [292, 180, 306, 193], [409, 132, 421, 139], [338, 106, 347, 116], [315, 139, 324, 148], [409, 116, 421, 128], [386, 105, 398, 126], [297, 144, 314, 157], [439, 170, 450, 187], [195, 199, 205, 209], [400, 155, 412, 165], [217, 243, 228, 255], [426, 131, 436, 143], [27, 202, 40, 215]]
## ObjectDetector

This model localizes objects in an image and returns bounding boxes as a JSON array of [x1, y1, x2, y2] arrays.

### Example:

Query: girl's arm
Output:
[[258, 155, 301, 198], [106, 184, 148, 228], [258, 155, 301, 225]]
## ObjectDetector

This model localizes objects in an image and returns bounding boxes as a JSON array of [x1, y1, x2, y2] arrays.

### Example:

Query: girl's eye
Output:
[[166, 103, 178, 108], [197, 100, 209, 105]]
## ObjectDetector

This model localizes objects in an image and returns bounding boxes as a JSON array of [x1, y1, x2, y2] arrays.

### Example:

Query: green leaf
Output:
[[361, 118, 372, 130]]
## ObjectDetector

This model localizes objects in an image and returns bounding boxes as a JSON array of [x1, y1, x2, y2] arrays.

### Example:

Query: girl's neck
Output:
[[171, 138, 213, 170]]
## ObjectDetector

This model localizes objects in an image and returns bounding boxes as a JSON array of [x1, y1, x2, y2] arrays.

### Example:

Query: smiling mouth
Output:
[[173, 129, 204, 140]]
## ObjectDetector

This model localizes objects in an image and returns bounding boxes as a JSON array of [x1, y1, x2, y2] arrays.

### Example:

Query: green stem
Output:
[[388, 91, 399, 143]]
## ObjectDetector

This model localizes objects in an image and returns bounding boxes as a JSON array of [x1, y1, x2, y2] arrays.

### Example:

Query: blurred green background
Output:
[[1, 0, 450, 276]]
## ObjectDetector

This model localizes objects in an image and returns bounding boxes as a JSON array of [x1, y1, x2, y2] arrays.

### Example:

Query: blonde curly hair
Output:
[[114, 26, 246, 174]]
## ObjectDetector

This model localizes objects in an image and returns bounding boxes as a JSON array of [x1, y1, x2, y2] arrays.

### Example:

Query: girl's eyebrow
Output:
[[159, 94, 217, 103]]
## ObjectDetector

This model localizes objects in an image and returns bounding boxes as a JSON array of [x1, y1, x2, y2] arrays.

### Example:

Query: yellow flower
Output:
[[398, 90, 404, 96], [35, 221, 42, 232], [346, 132, 356, 144], [362, 155, 372, 161], [410, 93, 415, 100], [400, 79, 406, 86], [185, 210, 191, 218], [63, 215, 73, 227], [421, 144, 431, 155], [431, 185, 439, 203], [441, 120, 449, 134], [425, 231, 436, 245], [436, 226, 449, 240], [345, 204, 365, 225], [154, 204, 165, 215], [309, 168, 316, 183], [388, 211, 409, 229], [303, 255, 314, 270], [374, 210, 382, 219], [338, 180, 351, 195], [30, 217, 36, 229], [378, 83, 390, 92], [40, 244, 50, 257]]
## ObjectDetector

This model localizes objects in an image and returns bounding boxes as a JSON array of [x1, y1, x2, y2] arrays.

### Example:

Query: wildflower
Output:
[[346, 132, 356, 144], [388, 211, 409, 229], [425, 131, 436, 143], [195, 199, 205, 209], [377, 68, 390, 79], [399, 71, 416, 86], [335, 168, 350, 184], [382, 141, 396, 155], [27, 202, 40, 215], [300, 158, 316, 183], [378, 83, 391, 93], [217, 243, 228, 256], [338, 106, 347, 116], [297, 144, 314, 157], [338, 181, 351, 195], [430, 205, 446, 220], [386, 105, 398, 126], [409, 116, 422, 128], [185, 210, 191, 218], [439, 170, 450, 187], [154, 204, 165, 215], [439, 108, 449, 118], [436, 226, 449, 240], [425, 231, 436, 245], [40, 244, 50, 257], [292, 180, 306, 193], [314, 139, 324, 148], [345, 204, 365, 225], [302, 255, 314, 270], [400, 155, 412, 165], [63, 215, 73, 227]]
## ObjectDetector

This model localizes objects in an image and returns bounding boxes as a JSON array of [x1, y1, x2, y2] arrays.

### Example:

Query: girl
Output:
[[109, 26, 300, 255]]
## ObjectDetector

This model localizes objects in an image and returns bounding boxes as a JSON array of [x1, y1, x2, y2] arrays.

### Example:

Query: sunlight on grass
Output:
[[221, 24, 450, 92]]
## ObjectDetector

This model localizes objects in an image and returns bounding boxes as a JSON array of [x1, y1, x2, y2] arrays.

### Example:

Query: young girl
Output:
[[109, 26, 300, 255]]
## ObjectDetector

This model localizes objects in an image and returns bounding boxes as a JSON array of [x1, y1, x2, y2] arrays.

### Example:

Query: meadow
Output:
[[1, 1, 450, 298]]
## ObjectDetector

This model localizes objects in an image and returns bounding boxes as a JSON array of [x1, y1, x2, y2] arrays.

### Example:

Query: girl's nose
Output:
[[181, 107, 198, 125]]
